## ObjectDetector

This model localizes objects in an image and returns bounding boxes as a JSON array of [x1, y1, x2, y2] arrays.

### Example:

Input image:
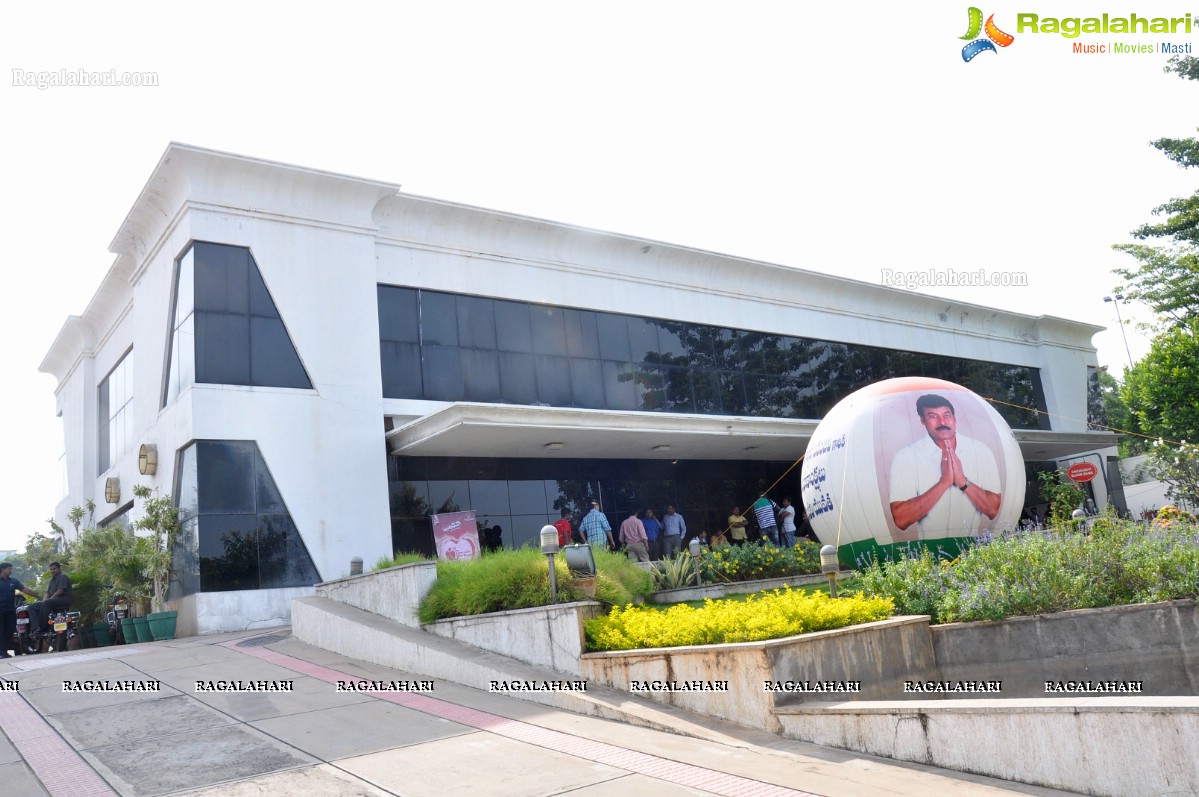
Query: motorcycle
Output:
[[12, 596, 42, 656], [106, 594, 129, 645], [47, 610, 82, 653]]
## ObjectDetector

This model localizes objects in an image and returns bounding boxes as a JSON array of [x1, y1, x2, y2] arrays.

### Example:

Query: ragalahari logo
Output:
[[960, 7, 1015, 61]]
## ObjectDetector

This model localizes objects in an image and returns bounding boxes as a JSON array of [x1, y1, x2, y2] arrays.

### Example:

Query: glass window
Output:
[[569, 359, 605, 409], [198, 514, 259, 591], [495, 301, 534, 353], [457, 295, 497, 350], [381, 341, 423, 398], [378, 286, 420, 343], [499, 352, 538, 404], [534, 355, 573, 406], [462, 348, 502, 402], [166, 242, 311, 401], [420, 292, 459, 347], [530, 306, 568, 356], [627, 317, 659, 362], [467, 480, 510, 516], [422, 346, 465, 401], [596, 313, 632, 361], [602, 361, 638, 411], [98, 351, 133, 473], [509, 480, 549, 515], [428, 480, 469, 514], [564, 309, 601, 359], [257, 514, 320, 589], [198, 441, 255, 513]]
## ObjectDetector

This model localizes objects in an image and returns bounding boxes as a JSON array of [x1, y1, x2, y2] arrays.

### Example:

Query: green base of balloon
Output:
[[835, 536, 976, 570]]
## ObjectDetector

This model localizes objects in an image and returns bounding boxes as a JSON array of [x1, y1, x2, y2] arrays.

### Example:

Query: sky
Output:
[[1, 1, 1196, 552]]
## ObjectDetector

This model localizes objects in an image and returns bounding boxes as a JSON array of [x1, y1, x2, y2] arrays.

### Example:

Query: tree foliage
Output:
[[1122, 324, 1199, 446], [1147, 440, 1199, 511], [1113, 56, 1199, 331]]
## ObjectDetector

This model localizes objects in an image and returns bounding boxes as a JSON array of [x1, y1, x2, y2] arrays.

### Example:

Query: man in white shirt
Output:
[[889, 394, 1002, 537], [778, 497, 797, 548]]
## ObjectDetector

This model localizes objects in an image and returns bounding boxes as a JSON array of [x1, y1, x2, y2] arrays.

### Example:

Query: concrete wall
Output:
[[424, 601, 604, 676], [931, 599, 1199, 697], [315, 561, 437, 628], [581, 617, 931, 731], [776, 699, 1199, 797]]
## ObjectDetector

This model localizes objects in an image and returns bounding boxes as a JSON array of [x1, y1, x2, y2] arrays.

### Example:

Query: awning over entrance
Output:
[[384, 403, 1120, 463]]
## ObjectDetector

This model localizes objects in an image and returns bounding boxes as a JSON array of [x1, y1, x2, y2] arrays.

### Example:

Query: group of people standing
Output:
[[559, 502, 689, 562], [726, 496, 802, 548], [557, 496, 808, 563]]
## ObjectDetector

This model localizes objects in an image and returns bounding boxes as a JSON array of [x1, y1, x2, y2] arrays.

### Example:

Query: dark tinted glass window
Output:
[[627, 318, 659, 362], [421, 292, 459, 346], [569, 359, 605, 409], [258, 514, 321, 589], [495, 301, 533, 353], [198, 441, 255, 513], [196, 313, 251, 385], [535, 355, 573, 406], [530, 306, 568, 356], [251, 317, 310, 388], [194, 243, 249, 314], [457, 295, 497, 350], [597, 313, 632, 361], [198, 515, 259, 591], [564, 310, 601, 359], [378, 286, 420, 343], [509, 480, 549, 515], [381, 342, 423, 397], [462, 348, 502, 402], [499, 352, 537, 404], [422, 346, 465, 401], [602, 361, 638, 411], [468, 480, 510, 516]]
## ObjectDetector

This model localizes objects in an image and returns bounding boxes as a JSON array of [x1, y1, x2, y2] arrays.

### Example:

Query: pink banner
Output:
[[432, 510, 480, 561]]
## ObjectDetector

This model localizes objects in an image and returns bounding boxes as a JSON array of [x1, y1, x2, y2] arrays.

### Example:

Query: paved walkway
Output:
[[1, 631, 1084, 797]]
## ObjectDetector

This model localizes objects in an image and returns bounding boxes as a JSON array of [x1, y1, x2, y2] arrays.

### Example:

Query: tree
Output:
[[1147, 439, 1199, 512], [1121, 324, 1199, 446], [1113, 56, 1199, 332]]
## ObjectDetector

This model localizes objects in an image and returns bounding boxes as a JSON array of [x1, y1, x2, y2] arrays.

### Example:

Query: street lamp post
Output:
[[820, 545, 840, 598], [1103, 294, 1135, 370]]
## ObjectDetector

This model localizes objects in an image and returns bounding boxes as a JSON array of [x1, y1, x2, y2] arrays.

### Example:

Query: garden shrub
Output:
[[585, 586, 894, 651], [418, 546, 654, 623], [857, 520, 1199, 624], [697, 541, 821, 584]]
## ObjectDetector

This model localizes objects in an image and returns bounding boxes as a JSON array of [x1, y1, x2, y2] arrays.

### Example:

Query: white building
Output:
[[40, 144, 1118, 635]]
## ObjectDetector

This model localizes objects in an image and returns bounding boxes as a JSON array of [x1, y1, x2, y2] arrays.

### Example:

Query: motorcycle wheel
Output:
[[20, 631, 40, 655], [53, 632, 67, 653]]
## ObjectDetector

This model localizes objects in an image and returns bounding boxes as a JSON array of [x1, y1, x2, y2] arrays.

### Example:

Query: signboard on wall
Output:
[[432, 510, 481, 561], [1067, 462, 1099, 483]]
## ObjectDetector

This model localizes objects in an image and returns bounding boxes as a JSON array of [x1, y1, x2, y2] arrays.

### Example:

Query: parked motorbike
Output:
[[106, 594, 129, 645], [12, 596, 41, 655], [47, 610, 82, 653]]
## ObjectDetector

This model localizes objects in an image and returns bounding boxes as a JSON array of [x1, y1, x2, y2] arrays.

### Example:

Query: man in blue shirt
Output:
[[642, 509, 663, 560], [660, 505, 687, 559], [1, 562, 42, 659], [579, 502, 614, 550]]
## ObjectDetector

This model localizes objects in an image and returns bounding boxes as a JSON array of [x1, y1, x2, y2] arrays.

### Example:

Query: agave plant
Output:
[[652, 553, 697, 591]]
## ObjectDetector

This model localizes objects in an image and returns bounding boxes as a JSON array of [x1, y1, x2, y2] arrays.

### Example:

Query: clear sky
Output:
[[1, 1, 1196, 551]]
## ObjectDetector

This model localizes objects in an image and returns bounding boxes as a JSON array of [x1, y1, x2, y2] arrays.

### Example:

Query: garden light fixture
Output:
[[688, 536, 703, 586], [541, 524, 560, 603], [820, 544, 839, 598]]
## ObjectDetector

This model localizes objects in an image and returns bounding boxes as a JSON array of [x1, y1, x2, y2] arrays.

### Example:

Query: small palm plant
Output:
[[131, 485, 191, 614]]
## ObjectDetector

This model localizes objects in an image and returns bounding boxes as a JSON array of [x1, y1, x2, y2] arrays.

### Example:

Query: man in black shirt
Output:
[[1, 562, 42, 658], [33, 562, 73, 637]]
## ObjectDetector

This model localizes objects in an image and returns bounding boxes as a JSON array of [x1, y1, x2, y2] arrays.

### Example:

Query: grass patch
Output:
[[418, 546, 653, 623], [373, 551, 432, 571]]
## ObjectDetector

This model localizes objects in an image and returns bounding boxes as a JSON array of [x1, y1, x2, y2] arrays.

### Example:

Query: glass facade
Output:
[[98, 350, 133, 473], [378, 286, 1049, 430], [175, 440, 320, 593], [388, 455, 797, 555], [163, 242, 311, 406]]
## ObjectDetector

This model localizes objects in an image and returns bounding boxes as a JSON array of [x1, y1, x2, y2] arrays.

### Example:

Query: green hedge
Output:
[[418, 547, 653, 623], [857, 520, 1199, 624]]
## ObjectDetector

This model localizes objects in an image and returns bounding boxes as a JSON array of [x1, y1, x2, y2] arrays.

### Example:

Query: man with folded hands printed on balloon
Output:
[[889, 394, 1002, 537]]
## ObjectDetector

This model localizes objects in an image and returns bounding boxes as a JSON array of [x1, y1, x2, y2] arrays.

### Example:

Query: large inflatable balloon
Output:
[[801, 377, 1025, 567]]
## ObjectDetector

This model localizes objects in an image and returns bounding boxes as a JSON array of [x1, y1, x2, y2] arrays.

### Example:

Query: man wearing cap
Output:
[[579, 502, 614, 551]]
